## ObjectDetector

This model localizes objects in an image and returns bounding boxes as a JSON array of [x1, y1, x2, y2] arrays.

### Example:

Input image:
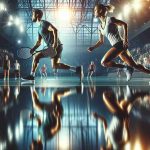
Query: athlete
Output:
[[116, 60, 122, 78], [87, 61, 96, 77], [3, 55, 10, 80], [14, 60, 20, 79], [40, 64, 47, 78], [29, 86, 83, 149], [22, 9, 83, 81], [92, 86, 150, 149], [88, 4, 150, 81]]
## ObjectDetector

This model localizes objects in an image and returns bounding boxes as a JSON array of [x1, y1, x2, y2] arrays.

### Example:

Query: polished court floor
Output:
[[0, 77, 150, 150]]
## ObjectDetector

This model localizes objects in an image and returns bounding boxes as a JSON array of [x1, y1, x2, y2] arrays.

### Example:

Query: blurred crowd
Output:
[[131, 43, 150, 69]]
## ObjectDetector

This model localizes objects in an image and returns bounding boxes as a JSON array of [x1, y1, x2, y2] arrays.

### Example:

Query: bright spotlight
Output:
[[125, 143, 131, 150], [7, 126, 13, 142], [20, 26, 24, 32], [9, 15, 13, 21], [17, 40, 21, 44], [58, 8, 71, 23], [0, 3, 6, 11], [132, 0, 142, 12], [123, 4, 130, 17], [117, 13, 123, 20], [134, 139, 142, 150], [7, 21, 12, 26], [15, 17, 21, 26], [59, 130, 69, 150]]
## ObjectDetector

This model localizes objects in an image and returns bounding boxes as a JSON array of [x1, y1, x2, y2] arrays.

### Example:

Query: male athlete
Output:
[[40, 64, 47, 78], [88, 61, 96, 77], [22, 9, 83, 81]]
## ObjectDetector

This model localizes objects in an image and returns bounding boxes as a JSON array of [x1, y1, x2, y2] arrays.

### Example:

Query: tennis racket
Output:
[[17, 46, 57, 59]]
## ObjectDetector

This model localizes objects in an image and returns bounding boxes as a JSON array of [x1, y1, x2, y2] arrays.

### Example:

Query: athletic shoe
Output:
[[124, 66, 134, 81], [21, 75, 35, 81], [76, 66, 84, 81]]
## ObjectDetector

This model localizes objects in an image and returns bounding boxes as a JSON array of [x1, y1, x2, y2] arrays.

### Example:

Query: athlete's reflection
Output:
[[87, 78, 96, 99], [2, 80, 10, 104], [0, 80, 20, 113], [92, 86, 149, 150], [13, 82, 20, 102], [30, 85, 83, 150], [40, 87, 47, 96]]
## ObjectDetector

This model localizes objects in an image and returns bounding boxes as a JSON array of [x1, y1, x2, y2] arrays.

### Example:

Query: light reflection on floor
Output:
[[0, 78, 150, 150]]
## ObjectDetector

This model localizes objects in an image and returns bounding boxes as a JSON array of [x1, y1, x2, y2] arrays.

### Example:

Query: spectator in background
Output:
[[3, 55, 10, 80], [40, 64, 47, 79], [88, 61, 96, 78], [143, 57, 148, 67], [14, 60, 20, 80]]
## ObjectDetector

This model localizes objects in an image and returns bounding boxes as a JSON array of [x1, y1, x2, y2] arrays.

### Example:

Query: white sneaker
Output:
[[124, 66, 134, 81]]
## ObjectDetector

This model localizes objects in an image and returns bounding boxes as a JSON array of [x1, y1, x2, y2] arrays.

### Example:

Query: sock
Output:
[[31, 72, 35, 77], [70, 66, 76, 72]]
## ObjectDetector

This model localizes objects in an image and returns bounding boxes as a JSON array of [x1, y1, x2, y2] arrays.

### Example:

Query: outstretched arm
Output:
[[30, 87, 45, 111], [87, 33, 104, 52], [30, 34, 42, 53]]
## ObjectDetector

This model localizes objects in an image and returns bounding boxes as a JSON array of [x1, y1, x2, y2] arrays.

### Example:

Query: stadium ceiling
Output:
[[1, 0, 150, 47]]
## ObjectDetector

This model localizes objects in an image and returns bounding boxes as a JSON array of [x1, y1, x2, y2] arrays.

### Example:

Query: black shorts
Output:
[[41, 44, 63, 59], [113, 41, 127, 51], [14, 70, 20, 74], [54, 44, 63, 59], [89, 69, 94, 72]]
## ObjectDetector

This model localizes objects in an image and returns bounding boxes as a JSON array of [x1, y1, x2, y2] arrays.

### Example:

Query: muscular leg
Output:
[[90, 71, 93, 77], [103, 91, 124, 114], [51, 58, 72, 70], [119, 50, 150, 74], [101, 47, 126, 69], [4, 70, 6, 79], [44, 72, 47, 78], [7, 70, 9, 79], [31, 52, 45, 74], [18, 71, 20, 78], [51, 56, 83, 81]]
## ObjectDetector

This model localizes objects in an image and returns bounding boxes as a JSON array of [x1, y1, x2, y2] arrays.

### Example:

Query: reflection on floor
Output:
[[0, 77, 150, 150]]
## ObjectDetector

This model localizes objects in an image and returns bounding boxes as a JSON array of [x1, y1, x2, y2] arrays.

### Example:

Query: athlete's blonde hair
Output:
[[95, 3, 115, 13]]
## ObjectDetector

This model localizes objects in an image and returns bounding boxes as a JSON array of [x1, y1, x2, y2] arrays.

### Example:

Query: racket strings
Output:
[[17, 47, 32, 59]]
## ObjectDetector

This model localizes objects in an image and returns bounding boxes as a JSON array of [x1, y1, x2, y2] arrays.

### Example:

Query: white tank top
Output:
[[14, 63, 20, 70], [99, 17, 122, 46]]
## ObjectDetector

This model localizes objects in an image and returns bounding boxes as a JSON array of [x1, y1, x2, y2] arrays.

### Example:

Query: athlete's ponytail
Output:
[[105, 4, 115, 13], [95, 3, 115, 14]]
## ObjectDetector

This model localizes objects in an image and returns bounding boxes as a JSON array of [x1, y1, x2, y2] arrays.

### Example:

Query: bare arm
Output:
[[51, 116, 61, 135], [31, 34, 42, 53], [48, 23, 58, 49], [30, 87, 45, 111], [112, 17, 128, 45], [87, 33, 104, 52]]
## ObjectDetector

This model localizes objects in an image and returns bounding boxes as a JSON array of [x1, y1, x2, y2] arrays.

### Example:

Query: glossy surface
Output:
[[0, 78, 150, 150]]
